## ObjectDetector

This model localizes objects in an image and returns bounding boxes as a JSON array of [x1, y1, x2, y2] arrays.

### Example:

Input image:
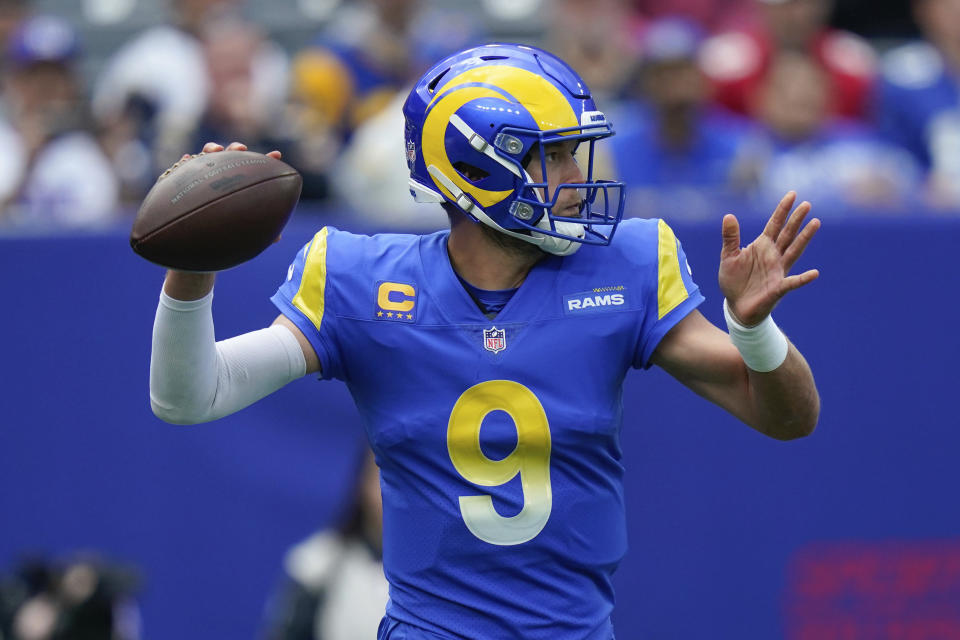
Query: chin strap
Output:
[[532, 215, 584, 257]]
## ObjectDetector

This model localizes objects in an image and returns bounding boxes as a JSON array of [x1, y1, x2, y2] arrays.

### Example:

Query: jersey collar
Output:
[[418, 230, 561, 324]]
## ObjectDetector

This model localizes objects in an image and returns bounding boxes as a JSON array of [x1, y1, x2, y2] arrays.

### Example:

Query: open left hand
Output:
[[719, 191, 820, 326]]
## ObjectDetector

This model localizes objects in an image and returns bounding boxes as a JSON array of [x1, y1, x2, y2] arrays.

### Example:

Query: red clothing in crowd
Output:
[[700, 27, 876, 118]]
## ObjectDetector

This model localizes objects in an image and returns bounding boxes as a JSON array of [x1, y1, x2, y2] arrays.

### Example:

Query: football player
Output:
[[149, 44, 820, 639]]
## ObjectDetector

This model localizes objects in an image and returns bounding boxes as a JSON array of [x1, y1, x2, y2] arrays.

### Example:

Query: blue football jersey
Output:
[[271, 218, 704, 639]]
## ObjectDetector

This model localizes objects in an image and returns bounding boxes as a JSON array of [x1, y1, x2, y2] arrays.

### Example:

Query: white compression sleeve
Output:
[[150, 289, 307, 424]]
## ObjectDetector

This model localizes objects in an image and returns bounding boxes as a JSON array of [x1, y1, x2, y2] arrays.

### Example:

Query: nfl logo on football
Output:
[[483, 327, 506, 354]]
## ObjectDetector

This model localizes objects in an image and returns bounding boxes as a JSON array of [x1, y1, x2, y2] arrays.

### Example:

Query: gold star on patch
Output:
[[406, 314, 413, 320], [387, 312, 394, 318], [377, 311, 384, 317]]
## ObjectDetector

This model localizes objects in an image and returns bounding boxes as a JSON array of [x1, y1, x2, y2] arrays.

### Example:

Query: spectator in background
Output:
[[751, 51, 920, 211], [325, 4, 484, 226], [285, 0, 429, 204], [0, 15, 118, 229], [544, 0, 638, 104], [607, 17, 761, 219], [92, 0, 232, 169], [291, 0, 421, 142], [701, 0, 876, 119], [0, 0, 24, 211], [263, 449, 387, 640], [91, 0, 286, 203], [873, 0, 960, 208], [188, 16, 291, 172]]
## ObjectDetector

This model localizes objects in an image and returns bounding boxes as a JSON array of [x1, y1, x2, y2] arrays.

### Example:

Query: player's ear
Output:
[[453, 162, 489, 183]]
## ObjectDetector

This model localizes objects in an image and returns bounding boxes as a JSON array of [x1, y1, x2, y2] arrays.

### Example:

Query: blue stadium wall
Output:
[[2, 211, 959, 639]]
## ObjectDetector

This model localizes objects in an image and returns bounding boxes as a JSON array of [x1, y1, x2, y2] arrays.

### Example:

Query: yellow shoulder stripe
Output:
[[292, 227, 329, 332], [657, 219, 689, 319]]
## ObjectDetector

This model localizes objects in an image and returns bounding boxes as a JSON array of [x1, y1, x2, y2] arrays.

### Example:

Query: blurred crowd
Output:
[[0, 0, 958, 232]]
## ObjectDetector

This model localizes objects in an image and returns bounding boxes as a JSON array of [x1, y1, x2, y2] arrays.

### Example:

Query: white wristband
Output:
[[723, 299, 789, 373]]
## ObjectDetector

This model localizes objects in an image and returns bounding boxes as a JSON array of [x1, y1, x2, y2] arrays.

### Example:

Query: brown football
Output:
[[130, 150, 302, 271]]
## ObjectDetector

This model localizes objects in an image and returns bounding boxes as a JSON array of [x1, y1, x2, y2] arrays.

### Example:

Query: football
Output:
[[130, 150, 302, 271]]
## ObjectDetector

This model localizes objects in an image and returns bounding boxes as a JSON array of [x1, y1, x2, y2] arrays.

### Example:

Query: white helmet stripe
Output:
[[428, 163, 579, 256], [448, 114, 524, 178], [428, 163, 551, 247]]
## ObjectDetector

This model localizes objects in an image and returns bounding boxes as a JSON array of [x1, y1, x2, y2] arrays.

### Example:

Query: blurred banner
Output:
[[1, 210, 958, 639]]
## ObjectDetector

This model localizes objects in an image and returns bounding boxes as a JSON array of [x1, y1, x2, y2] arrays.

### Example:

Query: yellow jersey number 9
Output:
[[446, 380, 552, 546]]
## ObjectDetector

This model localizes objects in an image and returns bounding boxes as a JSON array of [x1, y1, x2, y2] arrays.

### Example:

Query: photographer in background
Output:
[[263, 448, 387, 640], [0, 556, 140, 640]]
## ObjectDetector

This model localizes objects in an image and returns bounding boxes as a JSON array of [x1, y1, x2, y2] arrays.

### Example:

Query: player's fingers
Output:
[[225, 141, 247, 151], [779, 269, 820, 294], [782, 217, 821, 272], [763, 191, 796, 240], [776, 200, 811, 254], [720, 213, 741, 260], [266, 150, 282, 159], [202, 142, 224, 153]]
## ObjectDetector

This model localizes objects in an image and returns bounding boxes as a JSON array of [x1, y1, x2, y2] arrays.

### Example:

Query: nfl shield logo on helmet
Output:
[[406, 140, 417, 168], [483, 327, 506, 353]]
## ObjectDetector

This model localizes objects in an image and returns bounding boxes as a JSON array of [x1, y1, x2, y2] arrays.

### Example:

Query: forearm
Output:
[[149, 284, 307, 425], [652, 311, 820, 441], [744, 343, 820, 440], [150, 289, 219, 423], [722, 300, 819, 439]]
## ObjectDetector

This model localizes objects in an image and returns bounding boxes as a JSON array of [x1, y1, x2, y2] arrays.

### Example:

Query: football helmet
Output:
[[403, 43, 625, 256]]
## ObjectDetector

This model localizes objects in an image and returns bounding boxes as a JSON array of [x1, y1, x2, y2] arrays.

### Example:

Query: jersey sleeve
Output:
[[271, 227, 345, 380], [633, 219, 705, 369]]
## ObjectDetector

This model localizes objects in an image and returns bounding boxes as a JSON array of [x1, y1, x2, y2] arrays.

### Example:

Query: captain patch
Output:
[[375, 281, 417, 322]]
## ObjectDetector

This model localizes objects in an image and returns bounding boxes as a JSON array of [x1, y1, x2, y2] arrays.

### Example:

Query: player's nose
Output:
[[562, 153, 584, 184], [554, 157, 584, 214]]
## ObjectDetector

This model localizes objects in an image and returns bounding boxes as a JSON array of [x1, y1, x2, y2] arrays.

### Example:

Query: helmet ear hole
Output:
[[453, 162, 490, 183]]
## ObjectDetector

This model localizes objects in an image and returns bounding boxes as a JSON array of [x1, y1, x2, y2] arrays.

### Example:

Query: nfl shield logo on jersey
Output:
[[483, 327, 506, 353]]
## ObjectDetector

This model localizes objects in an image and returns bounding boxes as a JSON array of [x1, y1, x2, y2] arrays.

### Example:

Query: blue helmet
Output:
[[403, 43, 625, 256]]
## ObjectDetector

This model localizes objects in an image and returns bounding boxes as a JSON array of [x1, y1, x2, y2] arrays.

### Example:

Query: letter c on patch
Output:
[[378, 282, 416, 312]]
